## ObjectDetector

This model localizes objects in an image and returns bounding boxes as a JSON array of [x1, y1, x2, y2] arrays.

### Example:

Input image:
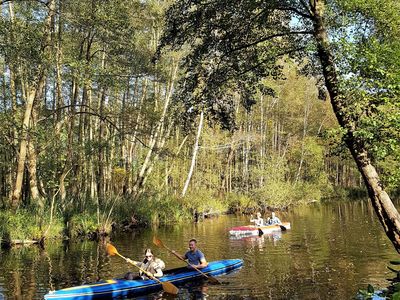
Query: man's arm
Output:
[[171, 250, 186, 261], [190, 250, 208, 269], [196, 257, 208, 269]]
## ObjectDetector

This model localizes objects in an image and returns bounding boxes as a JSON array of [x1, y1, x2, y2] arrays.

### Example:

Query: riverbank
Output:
[[0, 187, 366, 247]]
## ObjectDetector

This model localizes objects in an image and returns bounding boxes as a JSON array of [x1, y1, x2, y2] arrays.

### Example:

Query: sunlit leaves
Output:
[[324, 0, 400, 189]]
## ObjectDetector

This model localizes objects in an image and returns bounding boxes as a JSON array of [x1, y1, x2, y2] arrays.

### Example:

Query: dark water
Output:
[[1, 199, 399, 299]]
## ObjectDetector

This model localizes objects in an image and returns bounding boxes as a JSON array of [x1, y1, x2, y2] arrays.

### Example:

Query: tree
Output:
[[7, 0, 56, 208], [157, 0, 400, 251]]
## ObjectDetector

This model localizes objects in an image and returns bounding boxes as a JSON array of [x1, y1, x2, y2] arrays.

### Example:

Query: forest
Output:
[[0, 0, 399, 247]]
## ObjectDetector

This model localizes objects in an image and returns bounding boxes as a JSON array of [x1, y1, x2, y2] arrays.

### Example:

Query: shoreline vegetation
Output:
[[0, 187, 367, 248]]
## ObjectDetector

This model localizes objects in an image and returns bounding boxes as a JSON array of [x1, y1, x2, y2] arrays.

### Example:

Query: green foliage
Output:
[[252, 179, 329, 208], [132, 193, 190, 225], [0, 209, 63, 241], [68, 213, 99, 238], [288, 137, 326, 183], [253, 180, 297, 209], [332, 0, 400, 191], [127, 190, 229, 226], [356, 281, 400, 300], [224, 193, 256, 212], [181, 190, 228, 215]]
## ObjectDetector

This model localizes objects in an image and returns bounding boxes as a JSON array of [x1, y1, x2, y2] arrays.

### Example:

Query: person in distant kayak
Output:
[[250, 212, 264, 227], [267, 212, 282, 225], [172, 238, 208, 269], [125, 248, 165, 279]]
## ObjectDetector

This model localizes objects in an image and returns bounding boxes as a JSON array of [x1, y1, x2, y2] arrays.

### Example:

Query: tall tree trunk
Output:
[[182, 111, 204, 197], [312, 0, 400, 252], [27, 91, 45, 204], [11, 0, 56, 208], [7, 2, 17, 113], [11, 89, 36, 208], [220, 139, 235, 194], [97, 87, 106, 207], [295, 93, 311, 183], [132, 62, 178, 197], [5, 2, 18, 202], [161, 135, 188, 190], [259, 95, 265, 187], [27, 139, 43, 204]]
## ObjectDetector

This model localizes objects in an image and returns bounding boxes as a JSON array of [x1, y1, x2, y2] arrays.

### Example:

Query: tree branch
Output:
[[236, 46, 307, 77], [227, 31, 313, 55], [298, 0, 313, 16], [276, 5, 312, 19]]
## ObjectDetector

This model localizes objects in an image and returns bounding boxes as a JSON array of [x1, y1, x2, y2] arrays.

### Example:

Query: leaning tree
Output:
[[157, 0, 400, 252]]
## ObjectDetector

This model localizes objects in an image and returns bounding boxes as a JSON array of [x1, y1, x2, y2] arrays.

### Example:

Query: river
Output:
[[0, 199, 399, 299]]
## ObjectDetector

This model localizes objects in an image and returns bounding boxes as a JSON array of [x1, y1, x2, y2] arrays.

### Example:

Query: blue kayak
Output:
[[44, 259, 243, 299]]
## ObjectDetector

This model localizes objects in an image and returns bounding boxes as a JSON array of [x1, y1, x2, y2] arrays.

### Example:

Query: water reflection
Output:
[[229, 232, 283, 251], [1, 199, 400, 299]]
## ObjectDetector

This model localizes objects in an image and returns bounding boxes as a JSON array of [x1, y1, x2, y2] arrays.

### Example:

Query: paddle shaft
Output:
[[160, 241, 220, 284], [115, 252, 165, 285]]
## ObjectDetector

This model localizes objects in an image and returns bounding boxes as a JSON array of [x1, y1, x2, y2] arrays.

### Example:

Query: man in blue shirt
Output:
[[172, 239, 208, 269], [268, 212, 282, 225]]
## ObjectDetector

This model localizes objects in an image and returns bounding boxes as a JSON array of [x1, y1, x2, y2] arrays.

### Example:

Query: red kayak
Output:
[[229, 222, 291, 236]]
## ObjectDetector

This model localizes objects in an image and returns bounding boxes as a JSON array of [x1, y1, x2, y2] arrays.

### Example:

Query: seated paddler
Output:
[[125, 248, 165, 279], [267, 212, 282, 225], [250, 212, 264, 227], [171, 238, 208, 269]]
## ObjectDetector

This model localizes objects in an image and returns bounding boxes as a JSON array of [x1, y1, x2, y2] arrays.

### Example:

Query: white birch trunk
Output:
[[182, 111, 204, 197]]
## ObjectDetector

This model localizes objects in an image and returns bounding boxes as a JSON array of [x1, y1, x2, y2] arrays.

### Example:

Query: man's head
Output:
[[256, 212, 261, 218], [271, 212, 276, 218], [188, 239, 197, 252]]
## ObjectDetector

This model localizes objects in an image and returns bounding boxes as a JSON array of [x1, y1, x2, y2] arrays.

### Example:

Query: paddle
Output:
[[106, 243, 179, 295], [153, 236, 221, 285], [258, 224, 286, 235]]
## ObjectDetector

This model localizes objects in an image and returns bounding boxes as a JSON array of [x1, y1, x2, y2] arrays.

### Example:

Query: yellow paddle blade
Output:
[[162, 281, 179, 295], [106, 243, 119, 256], [153, 236, 164, 248]]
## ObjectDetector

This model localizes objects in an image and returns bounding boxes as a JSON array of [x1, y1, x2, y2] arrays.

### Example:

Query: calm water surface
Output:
[[1, 199, 399, 299]]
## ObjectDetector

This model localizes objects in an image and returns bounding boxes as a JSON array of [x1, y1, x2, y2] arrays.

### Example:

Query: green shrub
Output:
[[0, 209, 63, 241], [224, 193, 256, 212], [181, 190, 228, 215], [68, 213, 99, 238], [132, 193, 190, 225]]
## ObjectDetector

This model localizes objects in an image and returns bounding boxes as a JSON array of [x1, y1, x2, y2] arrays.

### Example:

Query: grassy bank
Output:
[[0, 182, 346, 245]]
